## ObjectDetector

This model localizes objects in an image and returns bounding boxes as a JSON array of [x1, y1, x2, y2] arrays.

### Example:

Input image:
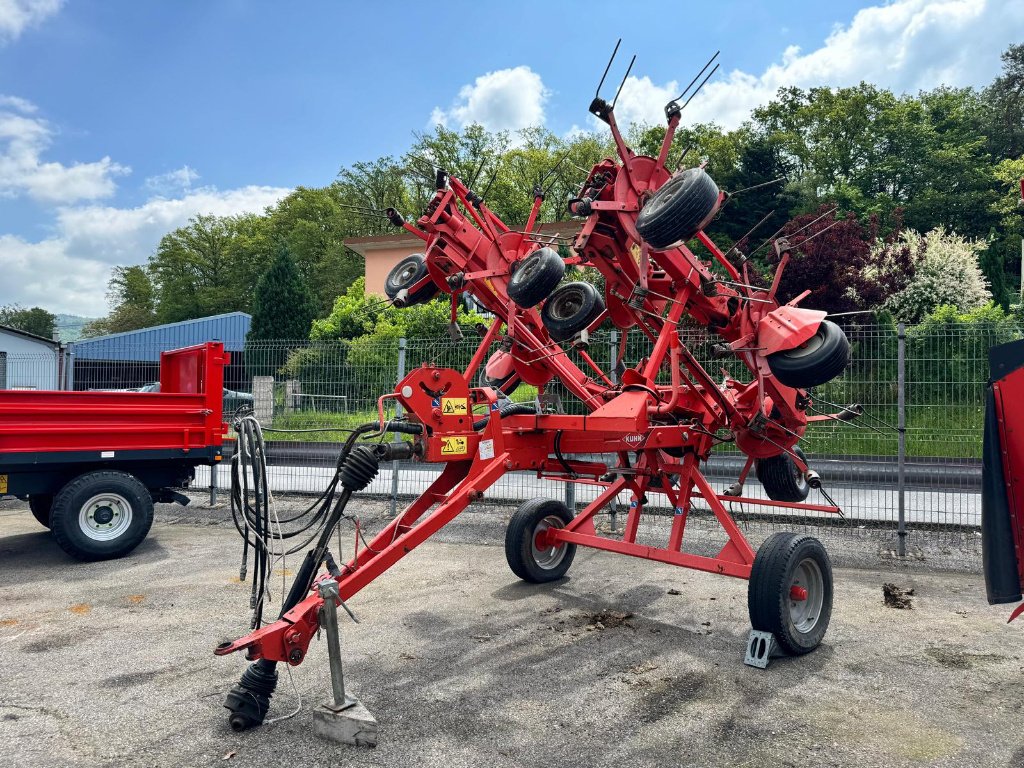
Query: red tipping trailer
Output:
[[0, 342, 229, 560]]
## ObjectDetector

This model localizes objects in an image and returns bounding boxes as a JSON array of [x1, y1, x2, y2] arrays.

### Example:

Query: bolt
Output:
[[288, 649, 303, 663]]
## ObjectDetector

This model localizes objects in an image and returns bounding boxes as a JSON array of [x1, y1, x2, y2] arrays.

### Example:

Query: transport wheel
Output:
[[756, 446, 810, 502], [50, 471, 154, 561], [636, 167, 721, 250], [29, 495, 53, 528], [748, 532, 833, 655], [384, 254, 438, 305], [541, 281, 605, 341], [480, 350, 520, 396], [505, 498, 576, 583], [507, 248, 565, 308], [766, 320, 850, 389]]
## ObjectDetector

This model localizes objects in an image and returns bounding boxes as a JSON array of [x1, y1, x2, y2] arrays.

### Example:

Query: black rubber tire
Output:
[[384, 254, 438, 305], [767, 320, 850, 389], [505, 498, 576, 583], [541, 282, 605, 341], [756, 446, 810, 502], [748, 532, 833, 655], [29, 495, 53, 528], [480, 369, 520, 397], [50, 471, 154, 561], [507, 248, 565, 308], [636, 168, 720, 249]]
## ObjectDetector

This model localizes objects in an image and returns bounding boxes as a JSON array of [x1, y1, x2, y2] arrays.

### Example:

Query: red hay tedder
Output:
[[217, 48, 856, 731]]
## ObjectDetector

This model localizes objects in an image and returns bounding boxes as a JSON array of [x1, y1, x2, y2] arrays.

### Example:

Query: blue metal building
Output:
[[71, 312, 251, 391], [72, 312, 251, 361]]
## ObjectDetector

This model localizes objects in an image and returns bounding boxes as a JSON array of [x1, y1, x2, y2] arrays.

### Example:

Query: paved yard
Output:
[[0, 499, 1022, 768]]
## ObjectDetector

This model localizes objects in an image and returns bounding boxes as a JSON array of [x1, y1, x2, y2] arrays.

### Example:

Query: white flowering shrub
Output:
[[883, 227, 991, 323]]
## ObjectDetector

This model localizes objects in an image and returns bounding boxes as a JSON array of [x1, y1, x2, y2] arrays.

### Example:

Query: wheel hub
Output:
[[80, 493, 133, 541], [531, 516, 567, 570], [788, 557, 824, 633]]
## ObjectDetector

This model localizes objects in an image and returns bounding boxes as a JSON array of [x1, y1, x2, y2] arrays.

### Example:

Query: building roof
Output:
[[0, 324, 59, 347], [73, 311, 251, 361], [344, 220, 583, 255]]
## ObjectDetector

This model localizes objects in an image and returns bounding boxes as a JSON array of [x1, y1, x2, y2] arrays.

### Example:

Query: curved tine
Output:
[[611, 54, 636, 110], [675, 51, 720, 102], [595, 39, 622, 98], [539, 149, 571, 186]]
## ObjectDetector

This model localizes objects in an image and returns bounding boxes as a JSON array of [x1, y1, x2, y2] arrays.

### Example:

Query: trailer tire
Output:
[[505, 498, 576, 583], [766, 320, 850, 389], [755, 446, 810, 502], [636, 167, 720, 249], [385, 254, 438, 306], [507, 248, 565, 308], [748, 532, 833, 655], [541, 281, 605, 341], [29, 495, 53, 528], [50, 471, 154, 561]]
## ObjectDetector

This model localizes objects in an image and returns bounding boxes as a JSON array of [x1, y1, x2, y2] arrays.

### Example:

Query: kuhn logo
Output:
[[623, 433, 646, 445]]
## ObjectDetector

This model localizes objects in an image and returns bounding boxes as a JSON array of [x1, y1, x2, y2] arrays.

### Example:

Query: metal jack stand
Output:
[[311, 580, 378, 748]]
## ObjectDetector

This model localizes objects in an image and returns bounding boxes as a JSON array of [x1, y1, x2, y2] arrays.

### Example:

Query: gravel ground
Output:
[[0, 496, 1022, 768]]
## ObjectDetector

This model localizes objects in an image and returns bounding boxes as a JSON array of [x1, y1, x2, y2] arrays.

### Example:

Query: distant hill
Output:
[[55, 314, 97, 342]]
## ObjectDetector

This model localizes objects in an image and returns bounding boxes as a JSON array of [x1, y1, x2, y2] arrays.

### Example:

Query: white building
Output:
[[0, 326, 62, 390]]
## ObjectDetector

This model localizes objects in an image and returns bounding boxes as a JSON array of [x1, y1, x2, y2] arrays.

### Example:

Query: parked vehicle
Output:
[[0, 343, 229, 560], [137, 381, 253, 416]]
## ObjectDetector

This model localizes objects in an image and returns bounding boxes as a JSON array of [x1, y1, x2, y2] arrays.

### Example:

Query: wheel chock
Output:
[[744, 629, 782, 669]]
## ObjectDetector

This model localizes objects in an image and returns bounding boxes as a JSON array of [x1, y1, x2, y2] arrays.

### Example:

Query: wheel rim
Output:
[[79, 493, 133, 541], [396, 261, 420, 287], [517, 255, 541, 282], [788, 557, 824, 634], [531, 515, 568, 570], [792, 455, 809, 492], [782, 329, 825, 359], [548, 286, 586, 321]]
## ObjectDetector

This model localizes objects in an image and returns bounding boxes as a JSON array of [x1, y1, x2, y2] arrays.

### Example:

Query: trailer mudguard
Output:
[[982, 338, 1024, 608]]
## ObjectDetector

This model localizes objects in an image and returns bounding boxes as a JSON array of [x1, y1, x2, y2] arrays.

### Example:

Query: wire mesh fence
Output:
[[3, 319, 1019, 565]]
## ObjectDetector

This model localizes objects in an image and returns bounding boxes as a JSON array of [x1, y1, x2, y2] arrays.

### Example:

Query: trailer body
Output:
[[0, 342, 229, 560]]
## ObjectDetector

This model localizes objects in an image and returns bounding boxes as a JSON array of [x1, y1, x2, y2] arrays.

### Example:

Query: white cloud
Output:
[[599, 0, 1024, 131], [430, 66, 549, 134], [0, 185, 291, 314], [0, 0, 62, 43], [0, 95, 130, 204], [144, 165, 200, 196]]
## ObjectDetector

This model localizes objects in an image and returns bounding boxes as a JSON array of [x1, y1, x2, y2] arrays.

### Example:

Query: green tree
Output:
[[81, 266, 158, 338], [150, 214, 272, 323], [984, 44, 1024, 160], [0, 305, 56, 338], [246, 247, 317, 377]]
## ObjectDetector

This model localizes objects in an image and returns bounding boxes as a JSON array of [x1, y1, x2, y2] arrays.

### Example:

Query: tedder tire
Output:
[[636, 167, 720, 250], [541, 281, 605, 341], [384, 254, 438, 306], [29, 495, 53, 528], [748, 532, 833, 655], [505, 498, 576, 583], [50, 471, 154, 561], [507, 248, 565, 308], [766, 320, 850, 389], [756, 446, 810, 503]]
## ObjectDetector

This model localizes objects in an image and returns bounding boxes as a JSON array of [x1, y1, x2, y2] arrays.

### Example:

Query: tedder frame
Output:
[[217, 45, 856, 730]]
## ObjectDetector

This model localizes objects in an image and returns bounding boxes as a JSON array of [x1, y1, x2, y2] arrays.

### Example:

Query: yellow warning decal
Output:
[[0, 475, 7, 494], [441, 436, 468, 455], [441, 397, 468, 416]]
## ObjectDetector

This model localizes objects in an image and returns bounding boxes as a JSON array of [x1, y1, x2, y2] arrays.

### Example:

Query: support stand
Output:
[[743, 630, 782, 669], [311, 580, 377, 748]]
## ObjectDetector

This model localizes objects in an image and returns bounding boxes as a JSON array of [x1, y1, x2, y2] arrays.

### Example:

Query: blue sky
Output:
[[1, 0, 1022, 318]]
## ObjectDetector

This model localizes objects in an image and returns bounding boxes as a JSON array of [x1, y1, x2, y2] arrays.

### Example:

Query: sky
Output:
[[1, 0, 1022, 322]]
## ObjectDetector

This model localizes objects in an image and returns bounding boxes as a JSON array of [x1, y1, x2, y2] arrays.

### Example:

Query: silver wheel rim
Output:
[[79, 493, 133, 541], [531, 515, 568, 570], [789, 557, 824, 634], [549, 287, 585, 320], [396, 261, 419, 286], [792, 455, 809, 493]]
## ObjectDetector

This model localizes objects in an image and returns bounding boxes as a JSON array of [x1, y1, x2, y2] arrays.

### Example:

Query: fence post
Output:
[[390, 338, 407, 517], [209, 461, 218, 506], [608, 330, 619, 532], [897, 322, 907, 557]]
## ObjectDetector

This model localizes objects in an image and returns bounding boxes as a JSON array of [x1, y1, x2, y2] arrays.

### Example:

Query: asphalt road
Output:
[[0, 499, 1021, 768]]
